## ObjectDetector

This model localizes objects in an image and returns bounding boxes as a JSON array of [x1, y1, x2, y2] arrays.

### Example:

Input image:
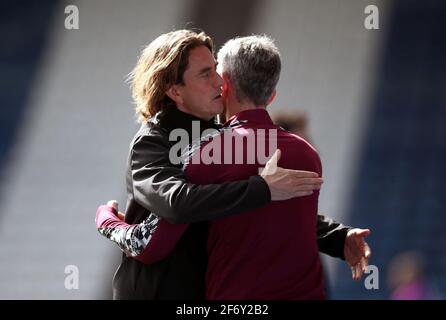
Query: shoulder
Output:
[[180, 127, 222, 166], [131, 122, 170, 151], [128, 122, 173, 168], [278, 127, 318, 153]]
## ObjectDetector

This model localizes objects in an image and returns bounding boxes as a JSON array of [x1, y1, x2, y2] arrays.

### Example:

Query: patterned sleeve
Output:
[[95, 205, 188, 264]]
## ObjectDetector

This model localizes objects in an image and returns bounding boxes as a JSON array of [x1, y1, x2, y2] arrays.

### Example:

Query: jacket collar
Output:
[[149, 105, 217, 135], [225, 108, 274, 127]]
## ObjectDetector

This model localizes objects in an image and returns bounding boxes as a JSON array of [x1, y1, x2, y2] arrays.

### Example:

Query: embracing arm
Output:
[[95, 204, 188, 264], [95, 134, 323, 263], [131, 134, 321, 224], [316, 214, 352, 259]]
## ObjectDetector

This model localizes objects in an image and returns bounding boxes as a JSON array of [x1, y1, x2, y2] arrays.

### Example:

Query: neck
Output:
[[177, 105, 213, 122], [225, 98, 265, 120]]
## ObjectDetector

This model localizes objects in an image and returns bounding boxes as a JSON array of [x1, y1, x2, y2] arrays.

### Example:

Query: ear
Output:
[[165, 85, 183, 105], [221, 72, 230, 97], [266, 89, 277, 107]]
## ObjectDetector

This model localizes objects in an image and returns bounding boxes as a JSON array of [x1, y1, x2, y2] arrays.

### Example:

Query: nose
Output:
[[214, 71, 223, 88]]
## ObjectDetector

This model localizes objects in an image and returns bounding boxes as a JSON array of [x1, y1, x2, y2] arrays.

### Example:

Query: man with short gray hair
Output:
[[217, 35, 281, 108], [183, 35, 325, 298]]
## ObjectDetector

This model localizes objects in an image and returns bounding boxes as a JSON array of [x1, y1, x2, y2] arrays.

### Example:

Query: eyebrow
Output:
[[197, 62, 218, 76]]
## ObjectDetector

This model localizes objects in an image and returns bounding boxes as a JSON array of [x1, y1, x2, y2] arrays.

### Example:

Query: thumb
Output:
[[107, 200, 119, 211], [272, 149, 281, 162], [117, 212, 125, 221], [263, 149, 281, 176], [268, 149, 281, 163], [266, 149, 281, 168], [356, 228, 371, 237]]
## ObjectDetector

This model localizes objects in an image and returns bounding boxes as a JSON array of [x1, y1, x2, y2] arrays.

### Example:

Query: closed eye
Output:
[[198, 62, 218, 78]]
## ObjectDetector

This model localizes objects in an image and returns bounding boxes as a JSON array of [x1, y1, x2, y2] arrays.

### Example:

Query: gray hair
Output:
[[217, 35, 281, 106]]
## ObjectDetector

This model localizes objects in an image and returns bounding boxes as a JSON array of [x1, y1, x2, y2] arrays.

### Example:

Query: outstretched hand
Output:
[[344, 228, 371, 280]]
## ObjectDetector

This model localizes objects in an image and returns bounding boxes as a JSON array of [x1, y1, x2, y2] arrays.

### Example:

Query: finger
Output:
[[364, 242, 372, 258], [107, 200, 119, 210], [292, 183, 323, 192], [294, 191, 314, 197], [277, 190, 314, 201], [351, 266, 356, 280], [356, 264, 363, 280], [361, 257, 368, 272], [304, 182, 323, 190], [290, 184, 321, 192], [291, 177, 324, 186], [353, 264, 360, 280], [286, 169, 319, 179], [349, 256, 361, 266]]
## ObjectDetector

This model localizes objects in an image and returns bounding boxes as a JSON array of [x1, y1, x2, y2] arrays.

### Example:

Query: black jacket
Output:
[[112, 106, 350, 299]]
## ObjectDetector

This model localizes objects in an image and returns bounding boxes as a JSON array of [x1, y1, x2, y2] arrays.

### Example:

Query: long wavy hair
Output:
[[128, 29, 214, 122]]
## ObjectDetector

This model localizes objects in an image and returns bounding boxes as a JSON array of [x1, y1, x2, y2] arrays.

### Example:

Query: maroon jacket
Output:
[[185, 109, 325, 300]]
